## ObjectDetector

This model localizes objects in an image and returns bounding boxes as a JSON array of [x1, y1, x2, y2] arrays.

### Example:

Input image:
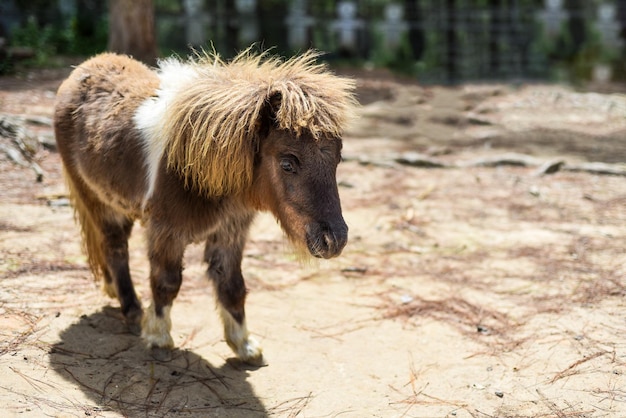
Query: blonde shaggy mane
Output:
[[158, 48, 357, 197]]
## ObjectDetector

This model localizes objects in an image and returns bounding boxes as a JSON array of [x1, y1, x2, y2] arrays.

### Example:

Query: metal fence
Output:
[[154, 0, 626, 83], [2, 0, 625, 83]]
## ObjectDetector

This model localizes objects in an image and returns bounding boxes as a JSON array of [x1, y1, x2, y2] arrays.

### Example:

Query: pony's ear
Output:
[[258, 92, 282, 138]]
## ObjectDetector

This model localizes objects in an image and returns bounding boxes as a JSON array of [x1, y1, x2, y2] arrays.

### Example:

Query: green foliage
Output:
[[532, 15, 621, 83], [10, 16, 56, 67], [6, 12, 107, 70], [567, 27, 620, 83], [369, 28, 419, 77], [154, 0, 182, 13], [59, 15, 108, 56]]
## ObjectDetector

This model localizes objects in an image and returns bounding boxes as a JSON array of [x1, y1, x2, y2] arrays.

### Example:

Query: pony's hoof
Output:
[[243, 352, 266, 367], [150, 346, 173, 362], [125, 308, 143, 336], [238, 337, 265, 366]]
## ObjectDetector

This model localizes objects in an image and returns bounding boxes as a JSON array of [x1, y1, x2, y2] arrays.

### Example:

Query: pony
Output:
[[54, 49, 356, 364]]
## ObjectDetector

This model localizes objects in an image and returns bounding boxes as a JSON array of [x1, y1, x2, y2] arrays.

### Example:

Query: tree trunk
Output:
[[108, 0, 157, 65], [404, 0, 425, 61]]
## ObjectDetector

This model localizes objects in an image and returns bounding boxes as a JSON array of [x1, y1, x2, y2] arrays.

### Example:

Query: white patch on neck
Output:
[[133, 59, 200, 208]]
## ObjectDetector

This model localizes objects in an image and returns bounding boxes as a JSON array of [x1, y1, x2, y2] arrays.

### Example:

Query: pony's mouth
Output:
[[305, 221, 348, 259]]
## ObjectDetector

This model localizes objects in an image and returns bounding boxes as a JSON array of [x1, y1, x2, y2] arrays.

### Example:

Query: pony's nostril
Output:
[[306, 221, 347, 258], [322, 231, 336, 254], [323, 232, 333, 248]]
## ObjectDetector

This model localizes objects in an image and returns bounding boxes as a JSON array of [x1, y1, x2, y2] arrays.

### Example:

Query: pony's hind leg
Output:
[[101, 216, 143, 335], [204, 230, 264, 366], [64, 169, 142, 334]]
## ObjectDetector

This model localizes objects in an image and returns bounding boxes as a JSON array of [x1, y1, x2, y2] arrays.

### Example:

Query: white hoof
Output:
[[219, 305, 264, 365], [141, 304, 174, 349], [232, 335, 264, 366]]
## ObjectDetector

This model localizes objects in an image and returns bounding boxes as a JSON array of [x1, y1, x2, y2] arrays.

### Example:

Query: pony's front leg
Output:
[[142, 234, 185, 361], [205, 238, 264, 366]]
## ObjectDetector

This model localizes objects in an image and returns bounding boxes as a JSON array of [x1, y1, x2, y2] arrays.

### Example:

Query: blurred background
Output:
[[1, 0, 626, 85]]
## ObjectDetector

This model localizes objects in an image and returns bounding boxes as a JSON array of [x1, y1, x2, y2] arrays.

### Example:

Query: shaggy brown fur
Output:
[[54, 49, 356, 364]]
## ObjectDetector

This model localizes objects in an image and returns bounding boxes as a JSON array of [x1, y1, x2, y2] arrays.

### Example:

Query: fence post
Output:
[[538, 0, 568, 38], [380, 4, 408, 50], [183, 0, 209, 48], [235, 0, 258, 46], [285, 0, 314, 49], [331, 1, 364, 57]]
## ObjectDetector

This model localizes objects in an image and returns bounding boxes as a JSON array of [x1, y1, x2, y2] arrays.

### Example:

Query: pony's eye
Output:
[[280, 159, 296, 173]]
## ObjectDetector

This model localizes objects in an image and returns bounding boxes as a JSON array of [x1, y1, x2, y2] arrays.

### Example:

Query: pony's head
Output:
[[160, 49, 357, 258], [252, 113, 349, 258]]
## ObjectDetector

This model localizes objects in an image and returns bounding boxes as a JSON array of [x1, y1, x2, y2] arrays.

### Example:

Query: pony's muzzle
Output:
[[306, 221, 348, 259]]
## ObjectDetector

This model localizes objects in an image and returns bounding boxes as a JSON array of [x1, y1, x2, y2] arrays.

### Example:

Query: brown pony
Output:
[[54, 49, 356, 364]]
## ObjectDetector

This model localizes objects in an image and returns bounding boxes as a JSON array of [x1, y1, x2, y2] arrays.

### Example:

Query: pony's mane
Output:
[[157, 48, 357, 197]]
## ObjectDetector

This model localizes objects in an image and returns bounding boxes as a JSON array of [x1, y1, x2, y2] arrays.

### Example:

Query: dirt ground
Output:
[[1, 64, 625, 418]]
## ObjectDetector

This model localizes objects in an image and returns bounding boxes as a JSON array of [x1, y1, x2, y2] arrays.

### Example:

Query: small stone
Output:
[[394, 152, 449, 168], [341, 266, 368, 275], [400, 294, 414, 304], [535, 159, 565, 176], [47, 197, 70, 207], [495, 391, 504, 398], [529, 186, 540, 197]]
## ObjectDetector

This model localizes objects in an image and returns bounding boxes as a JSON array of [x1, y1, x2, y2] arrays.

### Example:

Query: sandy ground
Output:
[[1, 65, 625, 417]]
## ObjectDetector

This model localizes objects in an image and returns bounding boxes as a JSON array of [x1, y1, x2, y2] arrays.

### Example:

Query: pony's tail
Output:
[[63, 167, 109, 291]]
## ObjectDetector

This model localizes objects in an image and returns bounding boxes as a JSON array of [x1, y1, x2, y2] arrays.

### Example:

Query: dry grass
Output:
[[2, 73, 625, 417]]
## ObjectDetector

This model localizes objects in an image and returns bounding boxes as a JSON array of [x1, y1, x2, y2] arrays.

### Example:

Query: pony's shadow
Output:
[[49, 307, 268, 417]]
